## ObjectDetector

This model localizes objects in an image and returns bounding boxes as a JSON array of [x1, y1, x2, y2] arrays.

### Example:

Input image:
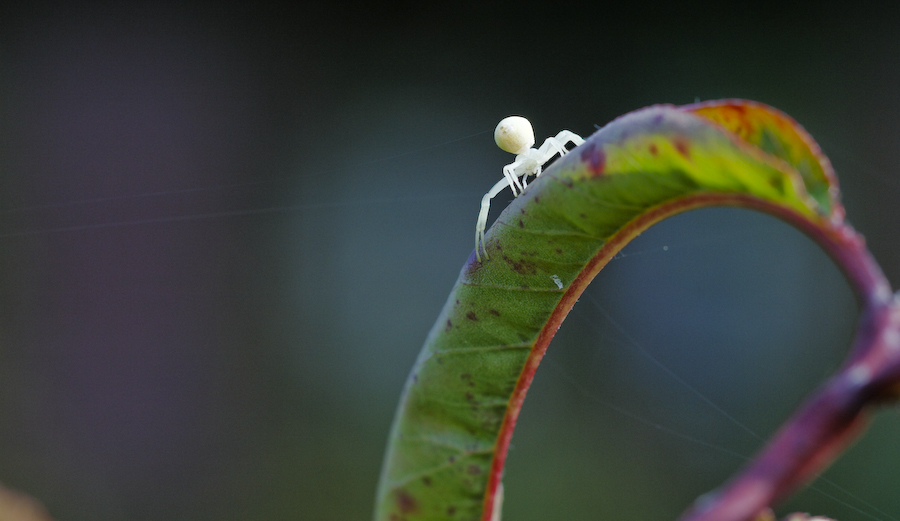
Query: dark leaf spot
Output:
[[649, 143, 658, 156], [447, 506, 457, 516], [580, 142, 605, 176], [445, 319, 453, 331], [395, 490, 418, 514], [460, 373, 472, 380], [518, 219, 524, 228], [465, 392, 475, 401], [581, 147, 606, 177], [768, 176, 785, 192], [422, 476, 432, 486], [489, 309, 500, 316], [467, 465, 482, 475], [674, 137, 690, 158], [466, 311, 478, 321], [502, 255, 537, 275]]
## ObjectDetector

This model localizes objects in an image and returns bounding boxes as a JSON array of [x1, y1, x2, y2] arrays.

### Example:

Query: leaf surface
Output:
[[374, 101, 843, 521]]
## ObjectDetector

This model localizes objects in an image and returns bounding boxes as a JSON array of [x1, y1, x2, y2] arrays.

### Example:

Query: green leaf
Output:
[[373, 101, 841, 521]]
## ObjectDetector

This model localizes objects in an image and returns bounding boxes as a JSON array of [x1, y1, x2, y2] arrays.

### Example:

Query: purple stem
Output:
[[679, 213, 900, 521]]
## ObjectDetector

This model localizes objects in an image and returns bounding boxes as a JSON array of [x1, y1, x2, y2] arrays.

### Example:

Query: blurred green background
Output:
[[0, 2, 899, 520]]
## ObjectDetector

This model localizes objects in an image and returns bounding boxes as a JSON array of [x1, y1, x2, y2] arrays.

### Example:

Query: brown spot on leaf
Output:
[[395, 490, 418, 514], [489, 309, 500, 316], [465, 392, 475, 401], [422, 476, 432, 486], [445, 319, 452, 331], [518, 219, 524, 228], [674, 137, 690, 159], [460, 373, 472, 380], [502, 255, 537, 275], [578, 142, 605, 176], [466, 311, 478, 321], [447, 506, 457, 516], [649, 143, 658, 156], [467, 465, 482, 475]]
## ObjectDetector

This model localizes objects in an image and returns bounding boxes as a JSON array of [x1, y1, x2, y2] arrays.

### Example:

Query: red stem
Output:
[[678, 201, 900, 521]]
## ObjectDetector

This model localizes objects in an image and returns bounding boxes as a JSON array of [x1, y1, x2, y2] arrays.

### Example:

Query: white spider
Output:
[[475, 116, 584, 261]]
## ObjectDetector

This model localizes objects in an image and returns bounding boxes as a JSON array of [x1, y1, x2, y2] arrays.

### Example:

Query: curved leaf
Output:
[[373, 101, 860, 521], [684, 99, 840, 218]]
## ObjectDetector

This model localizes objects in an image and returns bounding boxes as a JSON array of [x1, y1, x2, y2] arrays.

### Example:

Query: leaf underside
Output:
[[374, 100, 842, 521]]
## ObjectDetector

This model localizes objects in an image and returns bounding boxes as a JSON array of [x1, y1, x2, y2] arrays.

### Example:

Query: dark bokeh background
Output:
[[0, 2, 898, 520]]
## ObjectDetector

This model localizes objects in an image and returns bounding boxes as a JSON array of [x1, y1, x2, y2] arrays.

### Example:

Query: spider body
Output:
[[476, 116, 584, 261]]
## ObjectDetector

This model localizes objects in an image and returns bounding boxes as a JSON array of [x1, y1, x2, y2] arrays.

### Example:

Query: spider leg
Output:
[[547, 137, 568, 157], [502, 162, 524, 196], [534, 139, 565, 167], [552, 130, 585, 151], [476, 177, 513, 261], [535, 130, 586, 165]]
